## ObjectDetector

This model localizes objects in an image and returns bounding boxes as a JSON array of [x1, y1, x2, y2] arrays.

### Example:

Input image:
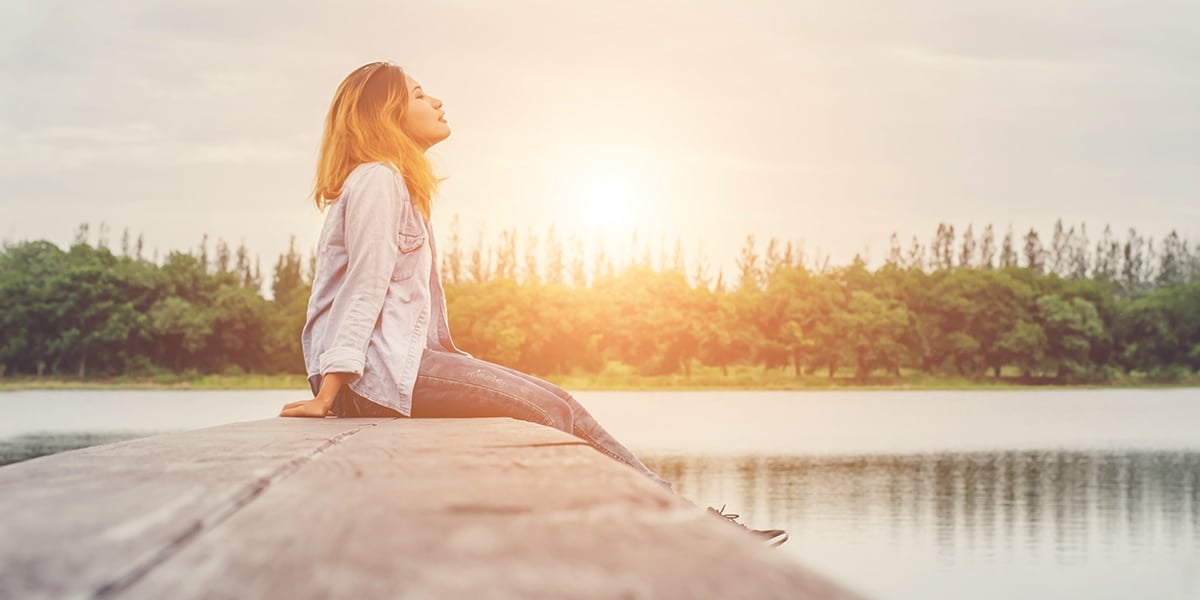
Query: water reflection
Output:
[[644, 450, 1200, 564], [0, 431, 159, 466]]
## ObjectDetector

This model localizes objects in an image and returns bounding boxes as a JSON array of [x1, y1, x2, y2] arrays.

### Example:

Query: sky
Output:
[[2, 0, 1198, 284]]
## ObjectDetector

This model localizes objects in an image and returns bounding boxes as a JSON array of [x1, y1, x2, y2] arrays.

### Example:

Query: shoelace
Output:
[[707, 504, 745, 526], [708, 504, 789, 546]]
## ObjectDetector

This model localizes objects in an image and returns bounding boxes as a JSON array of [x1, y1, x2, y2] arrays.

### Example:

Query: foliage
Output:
[[1, 220, 1197, 384]]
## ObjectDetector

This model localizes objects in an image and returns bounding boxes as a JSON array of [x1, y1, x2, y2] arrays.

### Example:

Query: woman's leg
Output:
[[332, 351, 569, 427], [412, 348, 676, 492], [476, 358, 677, 493]]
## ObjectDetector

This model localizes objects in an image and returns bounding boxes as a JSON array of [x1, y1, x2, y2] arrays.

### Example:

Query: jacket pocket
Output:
[[398, 232, 426, 254], [392, 232, 426, 281]]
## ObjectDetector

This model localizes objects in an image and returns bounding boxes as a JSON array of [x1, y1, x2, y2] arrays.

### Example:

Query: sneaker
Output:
[[707, 504, 789, 547]]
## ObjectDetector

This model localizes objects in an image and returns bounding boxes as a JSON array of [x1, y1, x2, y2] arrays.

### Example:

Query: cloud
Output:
[[1, 0, 1197, 270], [2, 123, 301, 177]]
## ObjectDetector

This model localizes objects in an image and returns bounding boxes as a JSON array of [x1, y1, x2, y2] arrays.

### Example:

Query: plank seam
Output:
[[483, 441, 592, 449], [90, 419, 393, 599]]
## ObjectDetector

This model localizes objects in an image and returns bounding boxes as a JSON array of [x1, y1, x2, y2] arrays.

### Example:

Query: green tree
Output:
[[1036, 294, 1104, 379], [148, 297, 215, 373]]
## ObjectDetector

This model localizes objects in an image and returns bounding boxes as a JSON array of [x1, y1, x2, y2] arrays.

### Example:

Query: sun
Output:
[[573, 170, 639, 234]]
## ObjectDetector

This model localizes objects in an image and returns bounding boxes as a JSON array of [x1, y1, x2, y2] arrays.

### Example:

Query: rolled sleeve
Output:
[[319, 164, 408, 378], [318, 346, 366, 377]]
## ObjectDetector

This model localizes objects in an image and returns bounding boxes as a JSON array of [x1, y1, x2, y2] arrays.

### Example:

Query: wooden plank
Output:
[[118, 418, 862, 600], [0, 417, 391, 600], [0, 417, 862, 599]]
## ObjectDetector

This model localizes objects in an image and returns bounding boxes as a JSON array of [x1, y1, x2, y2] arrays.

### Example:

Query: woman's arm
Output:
[[281, 164, 407, 419], [316, 164, 407, 379], [279, 372, 353, 417]]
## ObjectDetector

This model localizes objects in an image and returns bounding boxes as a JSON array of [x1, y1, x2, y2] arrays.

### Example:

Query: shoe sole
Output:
[[763, 532, 789, 547]]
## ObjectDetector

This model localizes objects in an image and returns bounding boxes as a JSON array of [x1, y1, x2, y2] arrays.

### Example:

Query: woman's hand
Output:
[[279, 397, 334, 418]]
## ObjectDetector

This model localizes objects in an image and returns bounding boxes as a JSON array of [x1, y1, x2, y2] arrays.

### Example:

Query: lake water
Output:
[[3, 388, 1199, 599]]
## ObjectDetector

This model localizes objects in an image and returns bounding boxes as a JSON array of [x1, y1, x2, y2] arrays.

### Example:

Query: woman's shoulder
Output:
[[338, 162, 417, 226], [346, 161, 403, 187]]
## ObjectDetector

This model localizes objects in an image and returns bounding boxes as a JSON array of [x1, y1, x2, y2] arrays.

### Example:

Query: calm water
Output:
[[3, 388, 1200, 599]]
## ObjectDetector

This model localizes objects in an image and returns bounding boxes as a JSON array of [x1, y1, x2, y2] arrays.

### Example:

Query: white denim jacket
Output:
[[301, 162, 470, 416]]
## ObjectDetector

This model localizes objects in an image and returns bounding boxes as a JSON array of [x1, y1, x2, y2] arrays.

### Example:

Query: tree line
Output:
[[0, 219, 1197, 383]]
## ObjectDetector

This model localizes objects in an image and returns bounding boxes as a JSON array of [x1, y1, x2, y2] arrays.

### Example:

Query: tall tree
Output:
[[690, 243, 712, 290], [930, 223, 955, 271], [591, 236, 611, 286], [1093, 224, 1120, 281], [1157, 230, 1187, 287], [1023, 228, 1045, 275], [886, 233, 903, 267], [1121, 228, 1146, 293], [468, 226, 490, 283], [446, 214, 465, 285], [979, 224, 996, 269], [521, 227, 540, 286], [959, 224, 976, 269], [543, 224, 564, 285], [215, 239, 232, 275], [271, 235, 305, 306], [670, 238, 686, 275], [569, 235, 587, 288], [999, 226, 1017, 268], [735, 235, 762, 291], [495, 228, 518, 280], [1069, 223, 1089, 280], [1048, 219, 1069, 276], [235, 241, 251, 288], [764, 238, 784, 285], [197, 234, 210, 274], [96, 222, 110, 250], [73, 222, 89, 246], [906, 235, 925, 271]]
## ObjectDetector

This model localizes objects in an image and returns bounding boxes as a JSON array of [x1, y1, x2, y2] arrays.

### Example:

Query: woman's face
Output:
[[400, 73, 450, 150]]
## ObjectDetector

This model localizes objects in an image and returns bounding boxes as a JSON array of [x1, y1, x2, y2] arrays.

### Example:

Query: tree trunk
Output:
[[78, 355, 87, 379], [792, 350, 802, 378]]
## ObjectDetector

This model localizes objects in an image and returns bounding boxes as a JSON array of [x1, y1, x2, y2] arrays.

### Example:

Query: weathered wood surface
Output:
[[0, 417, 866, 600]]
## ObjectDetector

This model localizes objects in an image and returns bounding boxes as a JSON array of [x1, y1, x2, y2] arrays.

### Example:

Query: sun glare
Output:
[[573, 170, 639, 234]]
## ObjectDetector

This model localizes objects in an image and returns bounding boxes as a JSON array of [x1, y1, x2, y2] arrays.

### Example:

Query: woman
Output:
[[279, 61, 786, 547]]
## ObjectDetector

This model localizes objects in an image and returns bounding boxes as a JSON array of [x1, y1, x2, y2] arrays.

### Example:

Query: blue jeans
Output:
[[332, 347, 675, 492]]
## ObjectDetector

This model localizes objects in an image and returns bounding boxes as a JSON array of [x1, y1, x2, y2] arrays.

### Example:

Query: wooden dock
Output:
[[0, 417, 864, 599]]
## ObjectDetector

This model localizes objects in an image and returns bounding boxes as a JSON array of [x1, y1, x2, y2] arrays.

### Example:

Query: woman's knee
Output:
[[494, 371, 574, 431], [536, 392, 573, 433], [414, 361, 575, 433], [493, 363, 575, 404]]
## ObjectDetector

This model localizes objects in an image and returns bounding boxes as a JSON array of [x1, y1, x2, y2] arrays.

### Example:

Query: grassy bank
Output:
[[2, 364, 1197, 392], [0, 373, 307, 391]]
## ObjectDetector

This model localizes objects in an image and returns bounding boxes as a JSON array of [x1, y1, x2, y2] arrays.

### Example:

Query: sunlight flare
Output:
[[573, 169, 641, 234]]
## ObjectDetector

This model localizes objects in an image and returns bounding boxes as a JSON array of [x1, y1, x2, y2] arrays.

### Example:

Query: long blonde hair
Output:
[[313, 62, 442, 218]]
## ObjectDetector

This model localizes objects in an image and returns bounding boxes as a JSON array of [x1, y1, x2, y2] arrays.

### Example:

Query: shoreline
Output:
[[2, 372, 1197, 392]]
